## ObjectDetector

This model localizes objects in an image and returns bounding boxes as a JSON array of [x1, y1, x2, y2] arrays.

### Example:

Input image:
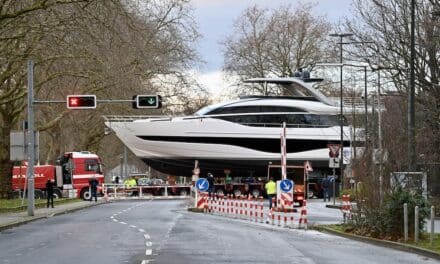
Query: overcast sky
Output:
[[189, 0, 354, 97]]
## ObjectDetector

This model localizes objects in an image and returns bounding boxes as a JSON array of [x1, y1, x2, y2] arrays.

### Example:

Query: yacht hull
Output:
[[106, 117, 350, 176]]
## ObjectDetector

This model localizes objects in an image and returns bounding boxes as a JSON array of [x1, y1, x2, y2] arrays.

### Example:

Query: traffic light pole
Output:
[[27, 60, 35, 216]]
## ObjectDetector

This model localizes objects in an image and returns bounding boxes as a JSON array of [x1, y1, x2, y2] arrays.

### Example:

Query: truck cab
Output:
[[56, 151, 104, 200]]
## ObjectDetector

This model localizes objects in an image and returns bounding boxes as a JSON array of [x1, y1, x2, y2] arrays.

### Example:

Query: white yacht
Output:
[[105, 76, 351, 177]]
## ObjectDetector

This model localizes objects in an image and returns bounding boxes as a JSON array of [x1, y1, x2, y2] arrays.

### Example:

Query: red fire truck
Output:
[[12, 151, 104, 200]]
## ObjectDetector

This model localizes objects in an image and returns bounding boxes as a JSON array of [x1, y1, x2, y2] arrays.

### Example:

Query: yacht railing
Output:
[[102, 115, 168, 122]]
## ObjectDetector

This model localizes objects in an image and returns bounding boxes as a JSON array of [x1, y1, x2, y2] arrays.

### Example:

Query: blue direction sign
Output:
[[196, 178, 209, 192], [280, 179, 294, 192]]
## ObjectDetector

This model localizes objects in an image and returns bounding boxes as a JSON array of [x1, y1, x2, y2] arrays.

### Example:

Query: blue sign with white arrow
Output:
[[280, 179, 294, 192], [196, 178, 209, 192]]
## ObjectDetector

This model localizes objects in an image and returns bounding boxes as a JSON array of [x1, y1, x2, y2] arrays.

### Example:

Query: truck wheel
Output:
[[251, 189, 260, 198], [53, 189, 62, 199], [233, 189, 242, 197], [80, 189, 91, 200], [216, 189, 224, 196], [179, 189, 188, 196]]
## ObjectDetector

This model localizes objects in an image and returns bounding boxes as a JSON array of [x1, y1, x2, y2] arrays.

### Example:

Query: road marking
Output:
[[130, 225, 137, 228], [145, 241, 152, 247], [113, 219, 118, 222], [119, 221, 127, 225], [141, 260, 150, 264], [145, 249, 152, 255], [138, 228, 146, 233], [110, 216, 114, 219], [144, 234, 150, 240]]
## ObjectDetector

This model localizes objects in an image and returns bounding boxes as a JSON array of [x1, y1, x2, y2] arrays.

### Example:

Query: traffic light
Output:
[[133, 95, 162, 109], [66, 95, 96, 109]]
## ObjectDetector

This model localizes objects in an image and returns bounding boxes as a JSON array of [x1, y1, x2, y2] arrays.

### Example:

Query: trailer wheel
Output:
[[216, 189, 224, 196], [179, 189, 188, 196], [251, 189, 261, 198], [80, 188, 91, 200], [233, 189, 242, 197]]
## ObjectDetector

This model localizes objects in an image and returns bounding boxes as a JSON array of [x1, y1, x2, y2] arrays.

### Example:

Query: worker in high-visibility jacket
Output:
[[265, 177, 277, 209]]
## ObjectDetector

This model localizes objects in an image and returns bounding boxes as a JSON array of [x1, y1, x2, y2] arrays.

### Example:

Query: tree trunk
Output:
[[0, 115, 14, 198]]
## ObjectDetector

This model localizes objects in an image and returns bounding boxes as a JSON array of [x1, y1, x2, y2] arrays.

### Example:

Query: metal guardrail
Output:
[[102, 183, 191, 199]]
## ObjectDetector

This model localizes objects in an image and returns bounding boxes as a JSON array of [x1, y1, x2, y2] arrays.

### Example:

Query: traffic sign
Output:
[[327, 144, 341, 158], [195, 178, 209, 191], [280, 179, 293, 192], [329, 157, 340, 168]]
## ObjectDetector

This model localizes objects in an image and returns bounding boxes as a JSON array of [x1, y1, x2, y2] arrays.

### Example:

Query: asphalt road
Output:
[[0, 200, 438, 264]]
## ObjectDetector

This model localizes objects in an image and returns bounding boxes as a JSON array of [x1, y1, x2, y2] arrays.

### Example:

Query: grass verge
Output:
[[0, 198, 82, 213], [322, 224, 440, 255]]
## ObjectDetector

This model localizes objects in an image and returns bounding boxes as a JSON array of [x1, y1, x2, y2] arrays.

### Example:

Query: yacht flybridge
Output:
[[104, 75, 351, 177]]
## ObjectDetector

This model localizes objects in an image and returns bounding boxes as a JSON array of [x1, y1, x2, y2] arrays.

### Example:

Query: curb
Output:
[[0, 201, 104, 232], [315, 226, 440, 261]]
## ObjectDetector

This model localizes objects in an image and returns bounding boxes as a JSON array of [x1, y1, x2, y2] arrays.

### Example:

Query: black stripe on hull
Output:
[[142, 158, 336, 177], [137, 136, 350, 153]]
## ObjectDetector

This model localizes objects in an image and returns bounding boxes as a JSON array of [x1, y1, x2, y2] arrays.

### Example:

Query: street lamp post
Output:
[[409, 0, 416, 171], [329, 33, 353, 189]]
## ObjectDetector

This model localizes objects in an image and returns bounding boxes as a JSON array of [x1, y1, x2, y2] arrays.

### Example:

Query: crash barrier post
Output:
[[404, 203, 408, 242], [415, 205, 419, 243], [299, 200, 308, 230], [431, 206, 435, 246], [341, 195, 352, 223]]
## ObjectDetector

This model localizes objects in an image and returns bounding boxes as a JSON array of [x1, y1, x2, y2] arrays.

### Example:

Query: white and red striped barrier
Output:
[[200, 193, 303, 229], [299, 200, 308, 229], [341, 194, 352, 222]]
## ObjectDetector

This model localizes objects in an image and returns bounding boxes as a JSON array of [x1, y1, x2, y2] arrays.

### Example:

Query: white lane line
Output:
[[138, 228, 146, 233], [129, 225, 137, 228], [145, 241, 152, 247], [141, 260, 150, 264], [113, 219, 118, 222], [144, 234, 150, 240], [145, 249, 152, 255], [120, 221, 127, 225], [110, 216, 114, 219]]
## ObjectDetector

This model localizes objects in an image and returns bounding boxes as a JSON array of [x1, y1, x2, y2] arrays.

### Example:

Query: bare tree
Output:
[[222, 3, 332, 95], [345, 0, 439, 173], [0, 0, 203, 197]]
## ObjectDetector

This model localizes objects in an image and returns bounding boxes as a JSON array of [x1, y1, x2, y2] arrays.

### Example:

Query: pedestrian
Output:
[[322, 176, 331, 202], [207, 172, 215, 195], [114, 175, 119, 184], [89, 176, 99, 202], [265, 177, 276, 209], [46, 179, 54, 208]]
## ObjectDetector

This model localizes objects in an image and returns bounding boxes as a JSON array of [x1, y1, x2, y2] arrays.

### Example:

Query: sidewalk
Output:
[[0, 200, 105, 231]]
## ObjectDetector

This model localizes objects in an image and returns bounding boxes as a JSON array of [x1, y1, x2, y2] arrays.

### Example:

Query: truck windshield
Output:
[[85, 159, 101, 173]]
